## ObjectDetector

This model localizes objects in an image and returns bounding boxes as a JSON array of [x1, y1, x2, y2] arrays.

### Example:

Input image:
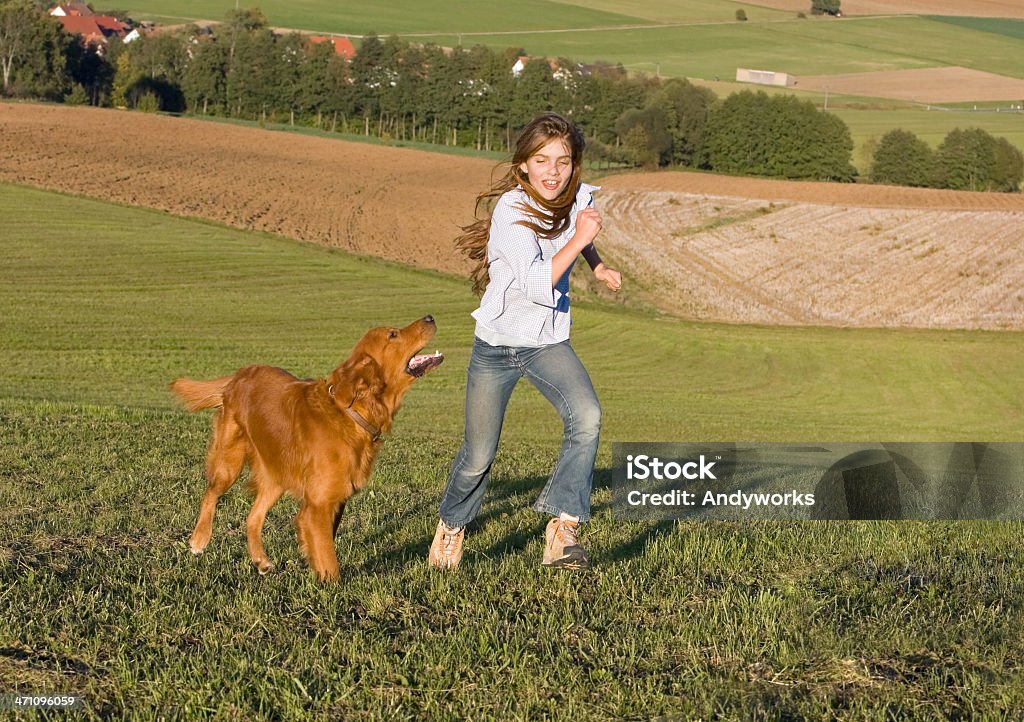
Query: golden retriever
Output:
[[170, 316, 443, 581]]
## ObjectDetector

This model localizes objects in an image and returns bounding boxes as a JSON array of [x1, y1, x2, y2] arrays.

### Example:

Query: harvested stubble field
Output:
[[744, 0, 1024, 18], [2, 103, 1022, 330]]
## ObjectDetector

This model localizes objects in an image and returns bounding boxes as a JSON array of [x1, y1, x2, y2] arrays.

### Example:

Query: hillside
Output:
[[2, 103, 1021, 330]]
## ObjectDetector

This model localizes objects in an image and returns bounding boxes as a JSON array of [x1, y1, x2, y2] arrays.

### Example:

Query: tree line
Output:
[[871, 127, 1023, 192], [2, 2, 1021, 191]]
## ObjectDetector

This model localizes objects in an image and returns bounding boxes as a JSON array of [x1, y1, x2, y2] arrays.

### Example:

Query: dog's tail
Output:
[[169, 376, 233, 412]]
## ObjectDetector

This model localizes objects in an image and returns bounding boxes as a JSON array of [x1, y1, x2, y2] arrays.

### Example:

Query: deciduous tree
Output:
[[0, 0, 35, 93], [871, 128, 934, 187], [811, 0, 841, 16], [704, 90, 854, 180], [934, 127, 999, 191]]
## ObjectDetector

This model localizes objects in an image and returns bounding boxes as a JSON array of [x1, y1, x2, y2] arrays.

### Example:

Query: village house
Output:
[[512, 54, 597, 86], [49, 3, 132, 48], [308, 36, 357, 61]]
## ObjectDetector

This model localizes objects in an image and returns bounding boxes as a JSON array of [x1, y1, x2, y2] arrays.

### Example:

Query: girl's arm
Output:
[[581, 242, 622, 291], [593, 261, 622, 291], [579, 196, 603, 271], [581, 242, 602, 271], [553, 205, 622, 291], [549, 207, 601, 285], [489, 195, 618, 302]]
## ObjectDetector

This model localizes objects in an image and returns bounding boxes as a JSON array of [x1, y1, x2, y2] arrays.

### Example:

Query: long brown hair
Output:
[[456, 113, 586, 295]]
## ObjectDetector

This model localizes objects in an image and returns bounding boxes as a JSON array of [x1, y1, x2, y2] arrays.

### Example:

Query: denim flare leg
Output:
[[438, 337, 601, 527]]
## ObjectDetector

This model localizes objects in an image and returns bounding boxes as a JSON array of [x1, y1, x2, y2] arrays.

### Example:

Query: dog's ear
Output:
[[330, 355, 385, 406], [351, 356, 385, 400]]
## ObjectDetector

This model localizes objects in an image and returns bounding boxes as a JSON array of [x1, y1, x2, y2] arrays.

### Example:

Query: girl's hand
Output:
[[574, 207, 602, 248], [594, 263, 622, 291]]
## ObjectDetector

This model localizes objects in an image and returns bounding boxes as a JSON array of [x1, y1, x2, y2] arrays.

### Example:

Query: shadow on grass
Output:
[[355, 465, 679, 572]]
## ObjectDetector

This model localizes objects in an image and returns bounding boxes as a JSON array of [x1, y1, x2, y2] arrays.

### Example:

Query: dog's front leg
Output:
[[332, 502, 347, 539], [298, 502, 340, 582]]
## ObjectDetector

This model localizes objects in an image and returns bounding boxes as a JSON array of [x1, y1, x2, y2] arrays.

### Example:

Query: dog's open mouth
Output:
[[407, 351, 444, 377]]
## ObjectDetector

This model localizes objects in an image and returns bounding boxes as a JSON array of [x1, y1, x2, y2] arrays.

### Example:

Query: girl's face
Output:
[[519, 137, 573, 201]]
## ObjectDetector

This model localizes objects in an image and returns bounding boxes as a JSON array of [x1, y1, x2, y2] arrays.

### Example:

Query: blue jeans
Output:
[[439, 337, 601, 527]]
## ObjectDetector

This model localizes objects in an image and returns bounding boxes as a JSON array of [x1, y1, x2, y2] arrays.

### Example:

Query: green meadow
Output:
[[927, 15, 1024, 42], [405, 16, 1024, 82], [120, 0, 643, 34], [2, 182, 1024, 719], [830, 107, 1024, 161], [121, 0, 791, 32], [121, 2, 1024, 83]]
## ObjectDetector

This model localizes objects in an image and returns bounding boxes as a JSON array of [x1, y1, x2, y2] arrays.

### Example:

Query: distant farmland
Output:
[[3, 103, 1021, 332], [744, 0, 1024, 18], [122, 2, 1024, 85], [116, 1, 1024, 167]]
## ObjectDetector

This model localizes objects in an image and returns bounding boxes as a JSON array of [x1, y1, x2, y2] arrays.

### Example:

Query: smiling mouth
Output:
[[406, 351, 444, 377]]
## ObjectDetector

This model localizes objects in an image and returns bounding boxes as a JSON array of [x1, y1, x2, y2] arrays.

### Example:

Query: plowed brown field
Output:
[[797, 67, 1024, 104], [0, 103, 489, 276], [2, 103, 1022, 330]]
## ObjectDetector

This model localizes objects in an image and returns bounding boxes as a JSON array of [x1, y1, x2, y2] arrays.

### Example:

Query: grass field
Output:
[[827, 107, 1024, 172], [121, 0, 793, 31], [3, 183, 1024, 719], [551, 0, 793, 24], [928, 15, 1024, 41], [406, 16, 1024, 81], [119, 0, 641, 34], [120, 3, 1024, 85], [395, 20, 948, 80]]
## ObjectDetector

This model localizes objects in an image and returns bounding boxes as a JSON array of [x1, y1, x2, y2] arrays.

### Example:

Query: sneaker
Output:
[[428, 520, 464, 569], [542, 516, 590, 569]]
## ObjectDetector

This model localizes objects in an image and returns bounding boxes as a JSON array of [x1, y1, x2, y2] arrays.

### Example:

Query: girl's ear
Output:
[[518, 161, 528, 175]]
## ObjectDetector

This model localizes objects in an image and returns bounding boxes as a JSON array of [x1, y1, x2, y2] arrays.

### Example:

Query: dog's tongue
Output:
[[408, 352, 444, 377]]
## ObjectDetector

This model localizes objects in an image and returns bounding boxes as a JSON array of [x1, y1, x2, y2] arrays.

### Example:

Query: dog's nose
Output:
[[423, 315, 435, 324]]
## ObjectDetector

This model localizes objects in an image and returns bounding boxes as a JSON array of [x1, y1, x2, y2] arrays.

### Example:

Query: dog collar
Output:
[[328, 383, 382, 442], [344, 406, 382, 442]]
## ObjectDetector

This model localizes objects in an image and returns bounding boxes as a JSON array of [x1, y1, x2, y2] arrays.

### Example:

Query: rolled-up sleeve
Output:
[[489, 199, 557, 308]]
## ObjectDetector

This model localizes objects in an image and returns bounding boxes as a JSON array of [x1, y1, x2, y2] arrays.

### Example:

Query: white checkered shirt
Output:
[[472, 182, 599, 347]]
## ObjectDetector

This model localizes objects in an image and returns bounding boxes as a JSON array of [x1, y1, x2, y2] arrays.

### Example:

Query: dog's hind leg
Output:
[[246, 460, 284, 575], [189, 410, 246, 555]]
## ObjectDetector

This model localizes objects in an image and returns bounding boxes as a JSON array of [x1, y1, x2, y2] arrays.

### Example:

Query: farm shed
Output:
[[736, 68, 796, 87]]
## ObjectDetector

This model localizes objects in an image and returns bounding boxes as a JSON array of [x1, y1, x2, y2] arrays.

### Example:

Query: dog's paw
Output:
[[255, 559, 276, 575], [188, 536, 209, 555]]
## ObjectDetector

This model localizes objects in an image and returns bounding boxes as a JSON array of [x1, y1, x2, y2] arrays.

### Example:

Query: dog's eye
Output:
[[388, 329, 399, 339]]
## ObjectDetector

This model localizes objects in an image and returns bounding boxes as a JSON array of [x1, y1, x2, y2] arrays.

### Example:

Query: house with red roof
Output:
[[49, 3, 93, 17], [51, 6, 130, 48], [308, 36, 356, 61], [512, 55, 568, 78], [56, 15, 129, 44]]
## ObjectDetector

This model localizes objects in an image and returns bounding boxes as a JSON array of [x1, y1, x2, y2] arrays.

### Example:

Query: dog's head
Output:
[[329, 316, 444, 424]]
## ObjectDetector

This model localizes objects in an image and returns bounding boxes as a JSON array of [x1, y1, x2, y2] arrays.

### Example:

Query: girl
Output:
[[429, 112, 621, 570]]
